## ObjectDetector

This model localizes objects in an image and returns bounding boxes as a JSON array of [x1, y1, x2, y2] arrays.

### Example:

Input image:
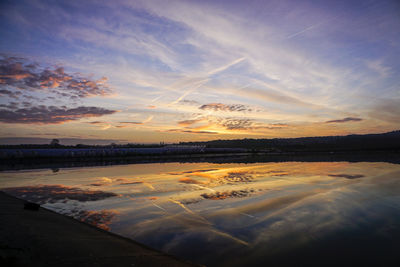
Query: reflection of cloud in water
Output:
[[2, 185, 117, 204], [119, 181, 143, 185], [179, 177, 204, 184], [168, 169, 219, 175], [73, 210, 118, 231], [328, 174, 365, 179], [224, 171, 254, 183], [2, 162, 399, 266], [89, 177, 113, 186], [201, 189, 256, 200]]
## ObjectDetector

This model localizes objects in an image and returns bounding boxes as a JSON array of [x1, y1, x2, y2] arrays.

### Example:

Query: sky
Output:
[[0, 0, 399, 144]]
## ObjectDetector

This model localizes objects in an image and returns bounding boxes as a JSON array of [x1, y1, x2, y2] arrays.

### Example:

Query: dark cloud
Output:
[[221, 118, 253, 130], [177, 119, 204, 126], [87, 121, 106, 124], [0, 89, 22, 99], [167, 129, 218, 134], [0, 102, 19, 109], [217, 118, 288, 131], [0, 56, 112, 99], [21, 101, 31, 107], [0, 105, 117, 124], [325, 117, 363, 123], [119, 121, 143, 124], [179, 99, 199, 105], [199, 103, 252, 112]]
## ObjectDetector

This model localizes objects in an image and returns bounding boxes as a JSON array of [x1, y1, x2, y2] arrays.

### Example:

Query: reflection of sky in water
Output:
[[1, 162, 400, 266]]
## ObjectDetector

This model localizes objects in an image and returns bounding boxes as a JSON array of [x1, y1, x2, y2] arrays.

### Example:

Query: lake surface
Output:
[[1, 161, 400, 266]]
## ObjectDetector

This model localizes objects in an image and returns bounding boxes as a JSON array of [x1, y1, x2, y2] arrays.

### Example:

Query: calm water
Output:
[[1, 161, 400, 266]]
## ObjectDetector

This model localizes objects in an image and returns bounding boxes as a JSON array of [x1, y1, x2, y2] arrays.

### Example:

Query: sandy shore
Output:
[[0, 192, 197, 267]]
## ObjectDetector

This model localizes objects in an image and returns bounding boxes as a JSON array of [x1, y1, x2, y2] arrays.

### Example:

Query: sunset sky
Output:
[[0, 0, 399, 144]]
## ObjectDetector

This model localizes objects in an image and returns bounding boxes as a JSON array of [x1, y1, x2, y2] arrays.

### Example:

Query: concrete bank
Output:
[[0, 192, 197, 267]]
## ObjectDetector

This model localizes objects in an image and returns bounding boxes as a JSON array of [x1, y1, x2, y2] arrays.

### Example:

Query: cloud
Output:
[[365, 59, 392, 78], [325, 117, 363, 123], [119, 121, 143, 125], [0, 102, 19, 109], [220, 118, 253, 130], [0, 56, 112, 99], [166, 129, 218, 134], [367, 99, 400, 124], [0, 89, 22, 99], [87, 121, 106, 124], [0, 105, 117, 124], [177, 118, 204, 126], [199, 103, 253, 112], [179, 99, 200, 105]]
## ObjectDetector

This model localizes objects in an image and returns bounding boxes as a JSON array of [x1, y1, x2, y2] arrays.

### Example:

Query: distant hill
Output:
[[179, 130, 400, 152]]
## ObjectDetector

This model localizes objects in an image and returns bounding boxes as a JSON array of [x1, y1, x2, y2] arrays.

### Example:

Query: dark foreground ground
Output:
[[0, 192, 196, 267]]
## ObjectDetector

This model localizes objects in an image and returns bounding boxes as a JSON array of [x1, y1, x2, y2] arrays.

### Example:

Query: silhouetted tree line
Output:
[[179, 130, 400, 152], [1, 131, 399, 152]]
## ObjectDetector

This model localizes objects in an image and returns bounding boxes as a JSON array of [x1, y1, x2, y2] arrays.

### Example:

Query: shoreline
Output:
[[0, 192, 197, 267], [1, 150, 399, 171]]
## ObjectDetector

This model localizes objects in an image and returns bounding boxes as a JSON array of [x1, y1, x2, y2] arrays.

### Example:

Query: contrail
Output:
[[152, 203, 166, 211], [142, 115, 154, 124], [190, 184, 215, 192], [143, 182, 155, 190], [169, 199, 195, 215], [286, 24, 319, 39], [209, 228, 249, 246], [208, 57, 246, 76], [240, 212, 256, 218], [151, 94, 163, 102], [169, 57, 245, 105], [286, 15, 339, 40]]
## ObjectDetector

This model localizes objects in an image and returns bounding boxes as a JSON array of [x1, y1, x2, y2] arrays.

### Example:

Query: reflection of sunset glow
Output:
[[1, 161, 400, 266]]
